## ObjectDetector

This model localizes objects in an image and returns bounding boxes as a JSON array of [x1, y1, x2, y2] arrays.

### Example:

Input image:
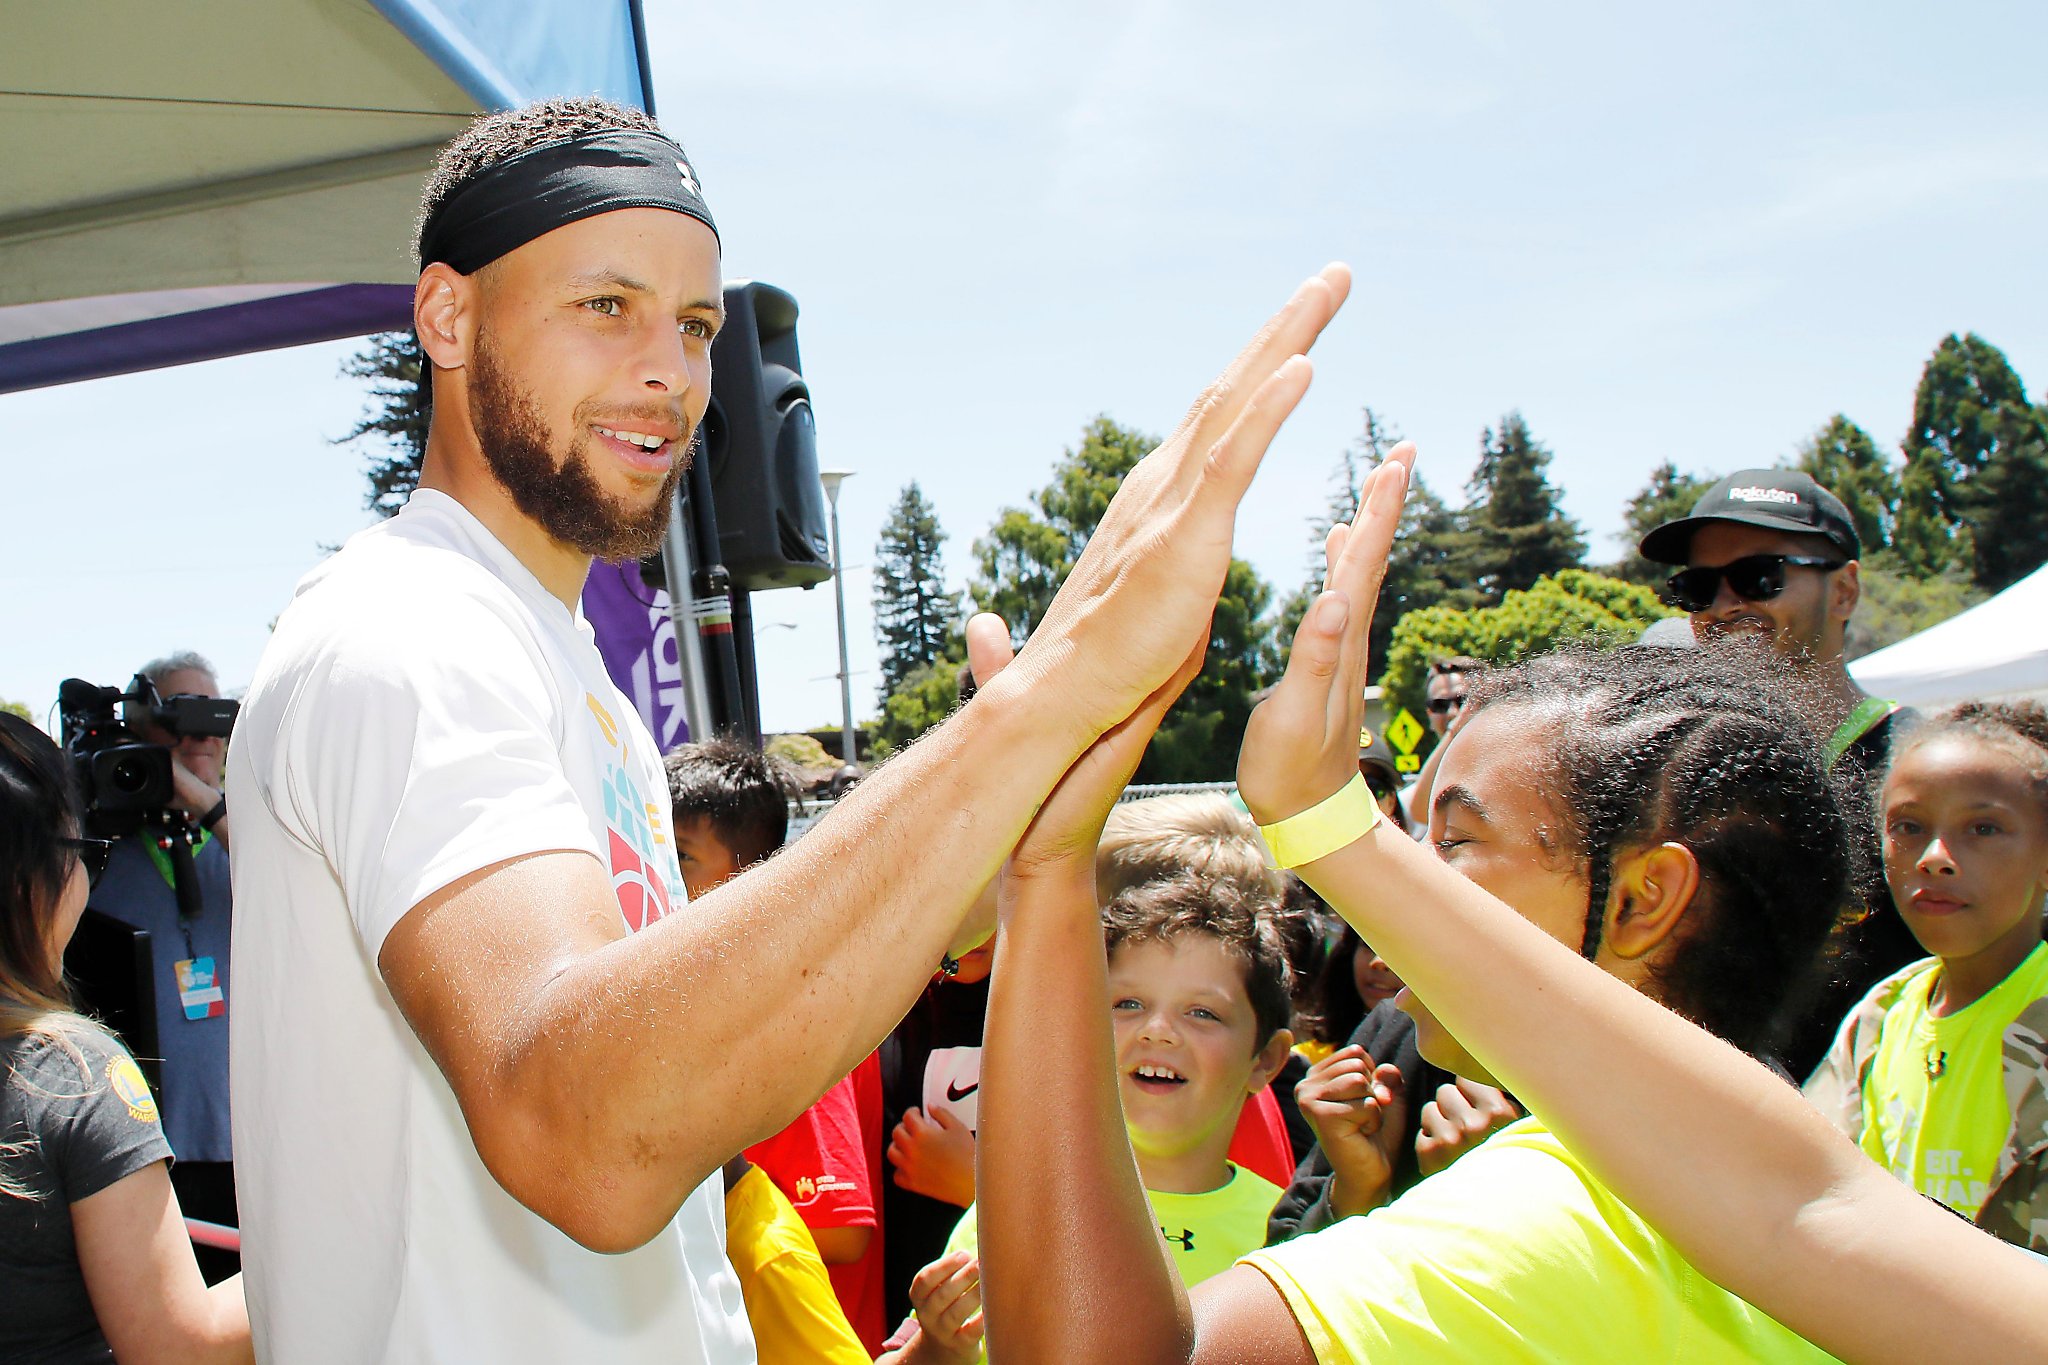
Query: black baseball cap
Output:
[[1356, 725, 1401, 787], [1639, 469, 1861, 566]]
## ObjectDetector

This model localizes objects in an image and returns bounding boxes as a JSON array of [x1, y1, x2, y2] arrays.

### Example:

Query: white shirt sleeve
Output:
[[280, 588, 601, 956]]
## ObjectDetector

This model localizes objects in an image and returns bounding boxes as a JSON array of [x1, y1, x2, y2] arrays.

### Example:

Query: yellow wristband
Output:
[[1257, 773, 1382, 869]]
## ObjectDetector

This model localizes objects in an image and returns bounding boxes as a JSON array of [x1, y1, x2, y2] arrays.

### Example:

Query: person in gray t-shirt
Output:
[[1, 1027, 174, 1363], [1, 712, 248, 1362]]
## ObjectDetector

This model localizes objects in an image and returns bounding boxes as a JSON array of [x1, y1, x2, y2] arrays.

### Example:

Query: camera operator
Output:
[[91, 649, 238, 1279]]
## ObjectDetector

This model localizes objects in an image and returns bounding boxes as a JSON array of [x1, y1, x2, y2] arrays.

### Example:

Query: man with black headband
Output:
[[227, 96, 1351, 1363]]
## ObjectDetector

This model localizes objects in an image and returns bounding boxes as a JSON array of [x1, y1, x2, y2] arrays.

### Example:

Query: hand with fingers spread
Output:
[[1295, 1044, 1409, 1218], [1238, 442, 1417, 827], [1003, 266, 1352, 752], [1415, 1079, 1523, 1178]]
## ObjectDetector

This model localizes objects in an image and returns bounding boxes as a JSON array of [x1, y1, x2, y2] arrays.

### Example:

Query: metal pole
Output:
[[663, 485, 716, 747], [820, 470, 856, 765]]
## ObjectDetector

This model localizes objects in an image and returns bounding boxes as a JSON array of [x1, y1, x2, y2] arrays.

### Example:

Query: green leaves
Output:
[[1380, 570, 1675, 719]]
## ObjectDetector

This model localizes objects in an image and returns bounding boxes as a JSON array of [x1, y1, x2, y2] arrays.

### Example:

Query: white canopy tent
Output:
[[1850, 563, 2048, 708], [0, 0, 652, 392]]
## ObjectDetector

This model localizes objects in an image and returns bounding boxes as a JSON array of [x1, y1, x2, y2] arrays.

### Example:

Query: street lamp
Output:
[[819, 469, 857, 767]]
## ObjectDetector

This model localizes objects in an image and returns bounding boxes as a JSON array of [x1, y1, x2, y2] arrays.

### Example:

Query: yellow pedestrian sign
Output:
[[1384, 707, 1425, 773]]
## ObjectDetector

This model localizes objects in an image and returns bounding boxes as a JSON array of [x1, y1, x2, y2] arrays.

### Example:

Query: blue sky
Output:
[[4, 1, 2044, 735]]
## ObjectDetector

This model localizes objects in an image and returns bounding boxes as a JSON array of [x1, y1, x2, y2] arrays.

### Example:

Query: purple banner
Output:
[[582, 561, 690, 753]]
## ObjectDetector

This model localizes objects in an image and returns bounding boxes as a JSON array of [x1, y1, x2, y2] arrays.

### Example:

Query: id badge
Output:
[[174, 956, 225, 1021]]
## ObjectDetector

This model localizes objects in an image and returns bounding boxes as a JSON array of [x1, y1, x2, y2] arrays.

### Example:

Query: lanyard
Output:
[[1826, 696, 1898, 769], [142, 831, 210, 958]]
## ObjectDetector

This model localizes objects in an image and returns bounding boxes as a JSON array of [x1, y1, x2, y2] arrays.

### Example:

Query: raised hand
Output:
[[1237, 442, 1415, 825], [1295, 1044, 1408, 1218], [1415, 1078, 1522, 1177], [964, 613, 1204, 884], [887, 1105, 978, 1209], [1010, 267, 1352, 751]]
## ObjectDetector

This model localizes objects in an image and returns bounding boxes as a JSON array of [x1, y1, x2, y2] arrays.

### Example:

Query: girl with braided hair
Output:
[[1806, 700, 2048, 1249], [971, 447, 2048, 1364], [970, 443, 1858, 1362]]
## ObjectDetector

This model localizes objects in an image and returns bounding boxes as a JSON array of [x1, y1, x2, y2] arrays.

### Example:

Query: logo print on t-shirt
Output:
[[107, 1054, 160, 1124], [587, 693, 678, 933]]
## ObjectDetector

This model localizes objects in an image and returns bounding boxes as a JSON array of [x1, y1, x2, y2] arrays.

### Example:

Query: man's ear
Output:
[[1831, 558, 1862, 625], [414, 263, 476, 371], [1603, 842, 1701, 961], [1249, 1028, 1294, 1093]]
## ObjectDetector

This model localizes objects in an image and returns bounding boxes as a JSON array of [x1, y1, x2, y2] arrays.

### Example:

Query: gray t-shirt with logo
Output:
[[1, 1023, 173, 1363]]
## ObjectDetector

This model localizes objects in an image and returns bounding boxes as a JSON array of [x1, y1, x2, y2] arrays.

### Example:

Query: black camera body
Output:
[[57, 676, 237, 839]]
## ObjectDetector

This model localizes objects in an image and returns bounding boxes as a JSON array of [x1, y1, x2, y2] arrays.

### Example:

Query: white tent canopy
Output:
[[0, 0, 651, 392], [1849, 563, 2048, 708]]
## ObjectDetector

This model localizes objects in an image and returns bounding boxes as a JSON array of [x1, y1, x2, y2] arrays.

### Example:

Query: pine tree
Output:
[[1612, 461, 1717, 586], [1466, 412, 1586, 602], [338, 332, 431, 516], [871, 482, 961, 699], [1792, 416, 1898, 557], [1965, 402, 2048, 591], [1894, 333, 2034, 583], [1269, 410, 1483, 679]]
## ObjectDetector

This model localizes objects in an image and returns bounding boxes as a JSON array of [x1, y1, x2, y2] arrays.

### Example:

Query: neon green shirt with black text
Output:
[[1858, 942, 2048, 1216]]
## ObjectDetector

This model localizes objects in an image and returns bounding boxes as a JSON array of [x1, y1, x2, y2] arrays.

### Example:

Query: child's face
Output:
[[1108, 935, 1286, 1163], [674, 815, 743, 900], [1883, 736, 2048, 968]]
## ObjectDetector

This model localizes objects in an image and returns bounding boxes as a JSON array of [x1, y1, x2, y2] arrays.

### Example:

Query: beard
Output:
[[467, 330, 689, 562]]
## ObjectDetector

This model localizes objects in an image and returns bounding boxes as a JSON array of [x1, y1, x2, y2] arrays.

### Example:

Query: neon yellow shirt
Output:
[[723, 1165, 871, 1365], [944, 1163, 1283, 1363], [1858, 942, 2048, 1217], [1243, 1116, 1836, 1363]]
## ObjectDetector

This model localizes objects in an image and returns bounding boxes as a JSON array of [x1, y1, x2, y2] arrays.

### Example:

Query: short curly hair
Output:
[[415, 96, 668, 263], [1101, 872, 1293, 1050], [1895, 700, 2048, 811]]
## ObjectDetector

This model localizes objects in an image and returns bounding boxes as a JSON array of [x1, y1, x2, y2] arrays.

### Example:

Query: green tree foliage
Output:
[[765, 732, 833, 772], [1611, 461, 1717, 586], [1963, 403, 2048, 592], [970, 416, 1152, 642], [1893, 333, 2043, 586], [339, 332, 431, 516], [1139, 559, 1273, 784], [0, 697, 31, 722], [1791, 416, 1898, 557], [1845, 563, 1988, 662], [869, 657, 964, 758], [967, 415, 1275, 781], [1465, 412, 1586, 602], [1380, 569, 1673, 717], [871, 482, 961, 699]]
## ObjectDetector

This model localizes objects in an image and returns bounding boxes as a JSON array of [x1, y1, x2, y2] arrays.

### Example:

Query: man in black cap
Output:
[[1640, 467, 1916, 1076]]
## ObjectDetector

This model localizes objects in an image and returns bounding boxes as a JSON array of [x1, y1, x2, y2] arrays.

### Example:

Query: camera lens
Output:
[[109, 752, 154, 796]]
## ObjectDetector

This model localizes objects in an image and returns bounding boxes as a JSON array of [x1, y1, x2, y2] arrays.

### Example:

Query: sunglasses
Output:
[[1663, 554, 1843, 614], [59, 835, 114, 888], [1426, 694, 1468, 716]]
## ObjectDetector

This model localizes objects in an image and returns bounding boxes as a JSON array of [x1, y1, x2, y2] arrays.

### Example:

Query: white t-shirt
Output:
[[227, 490, 753, 1364]]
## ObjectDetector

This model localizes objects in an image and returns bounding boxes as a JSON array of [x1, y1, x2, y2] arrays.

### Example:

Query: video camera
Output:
[[57, 675, 238, 840]]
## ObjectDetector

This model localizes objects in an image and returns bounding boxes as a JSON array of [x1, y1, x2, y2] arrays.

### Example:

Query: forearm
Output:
[[1302, 825, 2048, 1364], [487, 670, 1097, 1239], [978, 867, 1191, 1365]]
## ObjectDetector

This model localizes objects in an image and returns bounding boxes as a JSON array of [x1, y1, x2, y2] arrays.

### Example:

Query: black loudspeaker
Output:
[[703, 281, 832, 590]]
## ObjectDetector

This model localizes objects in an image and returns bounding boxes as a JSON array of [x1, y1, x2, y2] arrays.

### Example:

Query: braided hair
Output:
[[1465, 642, 1856, 1056]]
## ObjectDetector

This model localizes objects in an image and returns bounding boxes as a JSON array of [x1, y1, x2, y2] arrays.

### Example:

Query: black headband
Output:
[[418, 130, 719, 276]]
